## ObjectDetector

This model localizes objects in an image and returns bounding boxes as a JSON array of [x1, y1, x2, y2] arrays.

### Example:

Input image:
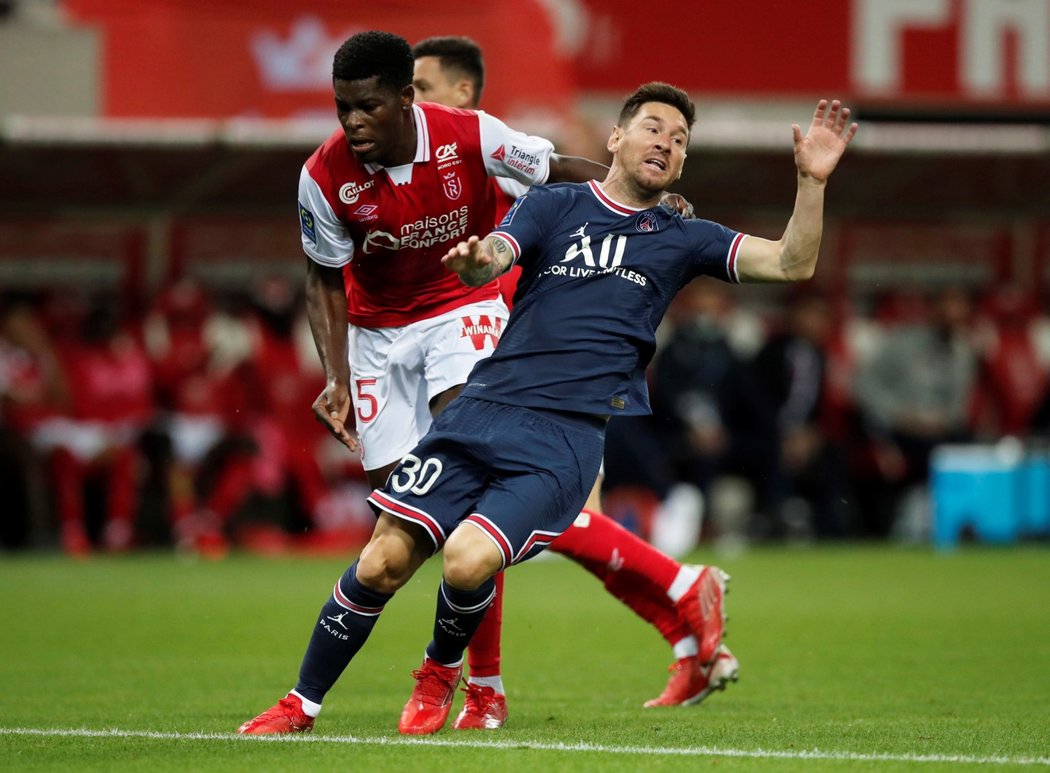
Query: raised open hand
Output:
[[793, 99, 858, 184]]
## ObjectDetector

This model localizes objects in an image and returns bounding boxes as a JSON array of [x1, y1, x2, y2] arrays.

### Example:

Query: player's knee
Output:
[[442, 555, 495, 590], [356, 539, 413, 593], [443, 529, 502, 589]]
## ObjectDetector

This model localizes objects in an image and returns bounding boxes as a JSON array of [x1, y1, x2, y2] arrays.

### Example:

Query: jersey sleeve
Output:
[[495, 176, 530, 199], [684, 219, 748, 284], [489, 189, 554, 267], [477, 111, 555, 187], [298, 165, 354, 267]]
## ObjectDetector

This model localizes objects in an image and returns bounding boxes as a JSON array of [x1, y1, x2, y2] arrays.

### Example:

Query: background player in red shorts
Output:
[[411, 35, 737, 723]]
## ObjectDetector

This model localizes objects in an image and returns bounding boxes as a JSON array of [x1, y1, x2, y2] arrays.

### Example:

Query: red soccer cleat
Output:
[[675, 565, 729, 665], [452, 683, 509, 730], [237, 693, 314, 735], [644, 644, 740, 708], [398, 658, 463, 735], [61, 522, 92, 558]]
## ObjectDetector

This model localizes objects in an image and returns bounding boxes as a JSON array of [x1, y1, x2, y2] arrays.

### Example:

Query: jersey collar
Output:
[[362, 104, 431, 183], [588, 180, 643, 215]]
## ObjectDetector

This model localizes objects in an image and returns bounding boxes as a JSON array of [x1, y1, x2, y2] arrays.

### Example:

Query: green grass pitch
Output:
[[1, 545, 1048, 771]]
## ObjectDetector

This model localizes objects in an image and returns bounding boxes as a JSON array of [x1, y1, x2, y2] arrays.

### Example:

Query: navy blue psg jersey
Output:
[[459, 180, 746, 416]]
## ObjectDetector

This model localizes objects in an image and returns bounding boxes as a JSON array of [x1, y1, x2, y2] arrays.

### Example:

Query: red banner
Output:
[[570, 0, 1050, 107], [62, 0, 575, 121], [62, 0, 1050, 118]]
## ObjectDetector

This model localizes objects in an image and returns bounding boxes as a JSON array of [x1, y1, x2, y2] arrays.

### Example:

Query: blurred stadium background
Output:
[[2, 0, 1050, 557]]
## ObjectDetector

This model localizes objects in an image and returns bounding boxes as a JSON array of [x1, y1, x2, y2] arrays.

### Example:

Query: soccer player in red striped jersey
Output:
[[411, 36, 738, 725]]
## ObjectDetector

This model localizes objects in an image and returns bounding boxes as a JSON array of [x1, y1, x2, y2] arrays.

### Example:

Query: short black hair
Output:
[[618, 82, 696, 130], [332, 31, 414, 91], [412, 36, 485, 103]]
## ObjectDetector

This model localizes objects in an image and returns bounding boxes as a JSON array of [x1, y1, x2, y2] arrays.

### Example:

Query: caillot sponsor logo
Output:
[[339, 179, 376, 204]]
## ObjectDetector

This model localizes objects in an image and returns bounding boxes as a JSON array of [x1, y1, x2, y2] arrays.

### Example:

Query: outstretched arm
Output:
[[442, 235, 516, 287], [735, 99, 858, 283]]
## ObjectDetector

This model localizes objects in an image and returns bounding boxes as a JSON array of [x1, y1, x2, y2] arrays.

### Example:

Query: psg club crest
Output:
[[442, 171, 462, 201], [636, 212, 658, 233]]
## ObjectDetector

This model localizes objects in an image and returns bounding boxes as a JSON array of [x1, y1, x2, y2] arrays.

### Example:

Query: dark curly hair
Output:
[[332, 31, 414, 92]]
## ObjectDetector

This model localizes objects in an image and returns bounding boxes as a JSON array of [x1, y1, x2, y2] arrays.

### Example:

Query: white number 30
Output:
[[390, 454, 443, 495]]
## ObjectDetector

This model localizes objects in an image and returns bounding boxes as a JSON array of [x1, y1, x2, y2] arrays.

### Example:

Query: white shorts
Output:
[[349, 298, 509, 471]]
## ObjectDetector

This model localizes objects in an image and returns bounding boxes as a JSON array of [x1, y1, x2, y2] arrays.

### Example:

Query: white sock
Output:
[[666, 565, 702, 604], [468, 675, 505, 695], [290, 690, 322, 718], [672, 636, 699, 660]]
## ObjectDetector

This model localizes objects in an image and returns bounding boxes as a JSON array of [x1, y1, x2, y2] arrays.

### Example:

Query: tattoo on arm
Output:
[[491, 237, 514, 274]]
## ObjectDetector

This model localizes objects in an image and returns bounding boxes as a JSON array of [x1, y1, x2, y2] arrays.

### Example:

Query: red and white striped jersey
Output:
[[298, 103, 554, 327]]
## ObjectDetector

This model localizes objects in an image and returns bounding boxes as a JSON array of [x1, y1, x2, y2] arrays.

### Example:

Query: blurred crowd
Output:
[[0, 276, 376, 557], [603, 278, 1050, 547], [3, 275, 1049, 556]]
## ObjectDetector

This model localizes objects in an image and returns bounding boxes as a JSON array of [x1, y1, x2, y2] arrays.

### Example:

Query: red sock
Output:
[[551, 509, 688, 646], [51, 448, 85, 527], [205, 455, 254, 520], [467, 570, 504, 678], [106, 445, 138, 525]]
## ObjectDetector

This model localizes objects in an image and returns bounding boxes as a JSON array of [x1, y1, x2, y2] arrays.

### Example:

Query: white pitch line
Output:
[[2, 727, 1049, 767]]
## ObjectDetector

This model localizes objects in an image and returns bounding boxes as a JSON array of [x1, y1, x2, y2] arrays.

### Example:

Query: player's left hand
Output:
[[659, 192, 694, 219], [794, 99, 858, 184]]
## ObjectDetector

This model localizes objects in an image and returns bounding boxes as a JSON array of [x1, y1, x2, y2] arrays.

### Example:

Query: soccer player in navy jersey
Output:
[[412, 35, 738, 725], [239, 74, 856, 736]]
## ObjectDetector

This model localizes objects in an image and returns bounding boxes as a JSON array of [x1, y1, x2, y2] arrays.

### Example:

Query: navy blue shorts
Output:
[[368, 396, 606, 568]]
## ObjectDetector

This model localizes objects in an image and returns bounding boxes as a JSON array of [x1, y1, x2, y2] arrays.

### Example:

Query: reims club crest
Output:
[[442, 172, 462, 201]]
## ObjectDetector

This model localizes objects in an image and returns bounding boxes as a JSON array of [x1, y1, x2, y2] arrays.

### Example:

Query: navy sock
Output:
[[294, 560, 393, 704], [426, 577, 496, 666]]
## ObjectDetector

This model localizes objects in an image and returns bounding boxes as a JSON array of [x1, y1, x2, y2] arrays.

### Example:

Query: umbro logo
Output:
[[352, 203, 379, 222]]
